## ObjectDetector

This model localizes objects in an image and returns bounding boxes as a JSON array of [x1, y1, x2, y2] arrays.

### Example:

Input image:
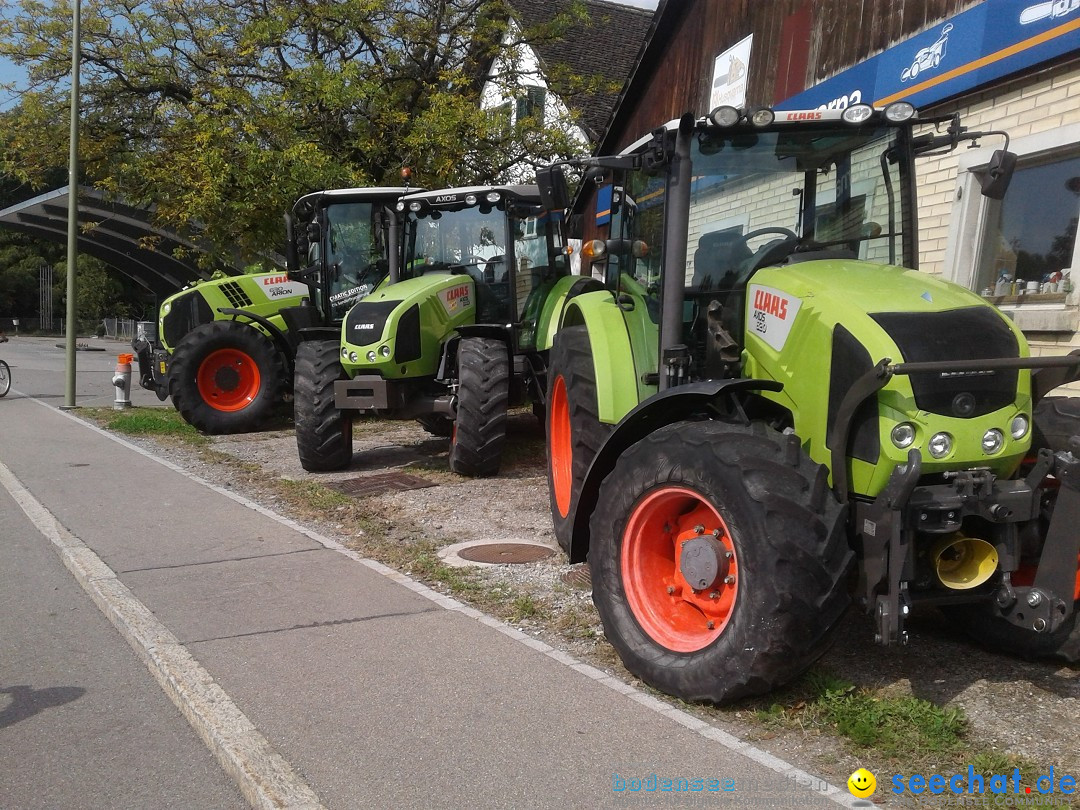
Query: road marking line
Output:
[[27, 397, 859, 808], [0, 458, 326, 810]]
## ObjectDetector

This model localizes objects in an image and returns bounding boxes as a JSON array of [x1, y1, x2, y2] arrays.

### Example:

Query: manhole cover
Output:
[[560, 563, 592, 590], [327, 472, 435, 498], [457, 543, 556, 564]]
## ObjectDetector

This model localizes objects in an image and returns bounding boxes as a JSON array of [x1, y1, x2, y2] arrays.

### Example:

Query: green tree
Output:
[[0, 0, 601, 264]]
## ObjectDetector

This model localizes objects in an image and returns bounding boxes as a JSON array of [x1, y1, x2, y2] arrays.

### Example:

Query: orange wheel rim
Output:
[[196, 349, 261, 412], [550, 374, 572, 517], [621, 486, 738, 653]]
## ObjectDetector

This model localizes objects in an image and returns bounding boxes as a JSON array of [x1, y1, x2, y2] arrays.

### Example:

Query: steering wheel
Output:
[[740, 227, 797, 247]]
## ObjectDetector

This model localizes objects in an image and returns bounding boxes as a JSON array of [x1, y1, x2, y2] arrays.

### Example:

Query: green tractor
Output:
[[293, 184, 585, 475], [537, 104, 1080, 703], [133, 187, 406, 433]]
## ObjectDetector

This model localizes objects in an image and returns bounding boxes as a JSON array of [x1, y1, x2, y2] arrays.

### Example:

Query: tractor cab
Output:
[[397, 185, 571, 351], [285, 187, 411, 328]]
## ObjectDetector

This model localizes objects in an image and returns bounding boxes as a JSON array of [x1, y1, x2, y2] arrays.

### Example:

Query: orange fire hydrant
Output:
[[112, 353, 133, 409]]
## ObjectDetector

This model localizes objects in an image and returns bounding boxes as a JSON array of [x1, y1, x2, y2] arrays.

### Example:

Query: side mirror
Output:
[[536, 165, 571, 211], [978, 149, 1017, 200]]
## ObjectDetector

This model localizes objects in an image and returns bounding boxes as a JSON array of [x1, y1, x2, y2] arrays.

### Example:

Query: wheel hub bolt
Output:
[[709, 591, 719, 599], [1033, 618, 1048, 633], [1027, 591, 1043, 608], [706, 620, 715, 630], [724, 575, 735, 585], [694, 525, 704, 535]]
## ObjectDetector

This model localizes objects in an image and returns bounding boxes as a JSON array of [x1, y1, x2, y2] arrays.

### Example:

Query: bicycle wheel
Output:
[[0, 359, 10, 397]]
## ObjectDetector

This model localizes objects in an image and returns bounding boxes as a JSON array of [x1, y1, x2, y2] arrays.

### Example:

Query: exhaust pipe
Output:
[[932, 534, 999, 590]]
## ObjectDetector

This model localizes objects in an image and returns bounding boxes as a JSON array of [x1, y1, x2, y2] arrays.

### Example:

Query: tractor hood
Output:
[[745, 257, 1032, 495]]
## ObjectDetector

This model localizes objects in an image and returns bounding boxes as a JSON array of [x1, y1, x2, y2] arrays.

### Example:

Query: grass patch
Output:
[[751, 667, 1055, 797], [83, 407, 210, 445]]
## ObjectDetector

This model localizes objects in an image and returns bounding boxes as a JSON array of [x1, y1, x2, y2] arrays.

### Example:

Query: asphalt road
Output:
[[0, 336, 860, 809]]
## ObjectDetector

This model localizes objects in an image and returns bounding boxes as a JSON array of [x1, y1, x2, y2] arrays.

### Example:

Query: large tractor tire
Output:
[[448, 337, 509, 477], [945, 396, 1080, 662], [294, 340, 353, 472], [589, 420, 851, 704], [169, 321, 284, 434], [546, 326, 612, 553]]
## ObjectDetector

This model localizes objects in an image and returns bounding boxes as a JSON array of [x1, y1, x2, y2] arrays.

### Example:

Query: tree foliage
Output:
[[0, 0, 599, 264]]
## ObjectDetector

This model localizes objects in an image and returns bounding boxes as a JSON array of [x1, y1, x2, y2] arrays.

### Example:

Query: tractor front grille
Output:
[[162, 291, 214, 348], [871, 307, 1020, 418]]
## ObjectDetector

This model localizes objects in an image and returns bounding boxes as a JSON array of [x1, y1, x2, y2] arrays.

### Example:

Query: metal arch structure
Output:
[[0, 185, 247, 299]]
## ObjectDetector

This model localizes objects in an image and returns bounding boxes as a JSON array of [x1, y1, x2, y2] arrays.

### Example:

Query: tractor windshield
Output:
[[324, 202, 387, 321], [615, 123, 911, 305], [404, 207, 509, 280]]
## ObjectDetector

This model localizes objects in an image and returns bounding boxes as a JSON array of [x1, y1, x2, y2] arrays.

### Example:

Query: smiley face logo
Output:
[[847, 768, 877, 798]]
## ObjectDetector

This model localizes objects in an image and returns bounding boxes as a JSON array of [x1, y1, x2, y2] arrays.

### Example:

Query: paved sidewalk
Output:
[[0, 370, 857, 808]]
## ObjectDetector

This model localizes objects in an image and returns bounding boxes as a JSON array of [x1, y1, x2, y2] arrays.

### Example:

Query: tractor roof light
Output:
[[1010, 414, 1030, 440], [464, 194, 478, 206], [581, 239, 607, 261], [841, 103, 874, 124], [708, 105, 741, 127], [748, 107, 775, 127], [929, 432, 954, 459], [395, 201, 406, 212], [485, 191, 502, 204], [408, 201, 423, 212], [884, 101, 916, 122]]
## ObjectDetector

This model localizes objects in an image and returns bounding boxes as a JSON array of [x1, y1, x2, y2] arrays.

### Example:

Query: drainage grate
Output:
[[326, 471, 436, 498], [560, 563, 592, 590], [457, 543, 556, 564]]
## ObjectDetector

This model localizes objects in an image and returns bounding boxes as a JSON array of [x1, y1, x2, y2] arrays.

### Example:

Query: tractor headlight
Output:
[[842, 103, 874, 124], [891, 422, 916, 449], [748, 107, 775, 127], [341, 347, 349, 359], [1010, 414, 1030, 440], [708, 105, 741, 127], [378, 344, 391, 357], [982, 428, 1005, 455], [366, 350, 377, 362], [884, 101, 915, 122], [348, 351, 358, 363], [929, 432, 954, 459]]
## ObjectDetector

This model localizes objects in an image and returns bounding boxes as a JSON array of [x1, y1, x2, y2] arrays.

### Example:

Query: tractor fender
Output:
[[567, 378, 784, 563], [534, 275, 605, 352], [558, 291, 642, 424]]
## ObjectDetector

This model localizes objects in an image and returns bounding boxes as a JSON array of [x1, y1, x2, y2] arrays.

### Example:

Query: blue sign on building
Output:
[[778, 0, 1080, 111]]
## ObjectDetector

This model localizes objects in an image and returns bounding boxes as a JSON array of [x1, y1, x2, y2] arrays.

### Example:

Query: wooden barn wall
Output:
[[606, 0, 979, 153], [578, 0, 980, 241]]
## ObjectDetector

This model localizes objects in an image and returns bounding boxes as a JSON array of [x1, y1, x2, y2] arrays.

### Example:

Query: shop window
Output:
[[946, 123, 1080, 332], [974, 154, 1080, 299]]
